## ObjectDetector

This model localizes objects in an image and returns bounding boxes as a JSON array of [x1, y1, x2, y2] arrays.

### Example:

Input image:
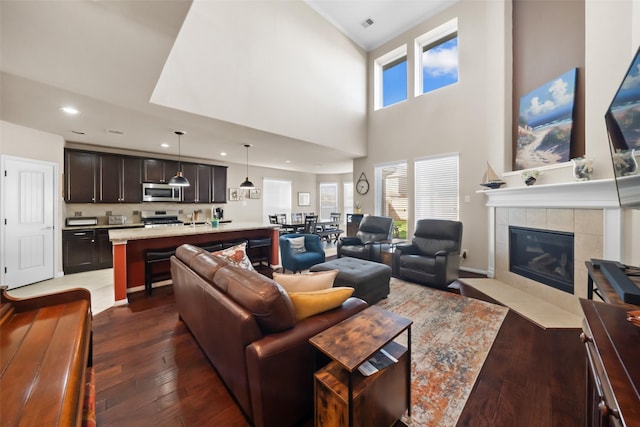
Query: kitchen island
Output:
[[109, 222, 280, 302]]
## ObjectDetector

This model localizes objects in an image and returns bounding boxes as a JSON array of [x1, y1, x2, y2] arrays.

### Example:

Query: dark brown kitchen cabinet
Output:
[[65, 150, 141, 203], [143, 158, 179, 183], [65, 148, 227, 203], [63, 228, 114, 274], [96, 229, 113, 268], [99, 155, 141, 202], [212, 165, 228, 203], [65, 150, 98, 203], [181, 163, 211, 203]]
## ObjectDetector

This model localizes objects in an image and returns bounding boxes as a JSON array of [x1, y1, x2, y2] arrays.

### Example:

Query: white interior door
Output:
[[2, 156, 55, 289]]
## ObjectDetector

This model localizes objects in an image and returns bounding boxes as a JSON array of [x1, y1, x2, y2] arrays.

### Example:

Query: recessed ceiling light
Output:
[[220, 152, 227, 156], [107, 129, 124, 135], [285, 160, 291, 163], [161, 143, 170, 148], [61, 106, 79, 115]]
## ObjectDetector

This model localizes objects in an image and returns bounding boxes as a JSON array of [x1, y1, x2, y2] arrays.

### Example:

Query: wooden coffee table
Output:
[[310, 305, 412, 427]]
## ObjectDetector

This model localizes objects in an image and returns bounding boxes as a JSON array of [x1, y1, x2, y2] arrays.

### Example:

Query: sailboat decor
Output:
[[480, 162, 506, 189]]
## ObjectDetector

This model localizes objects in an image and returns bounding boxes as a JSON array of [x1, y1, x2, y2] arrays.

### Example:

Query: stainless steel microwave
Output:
[[142, 183, 182, 202]]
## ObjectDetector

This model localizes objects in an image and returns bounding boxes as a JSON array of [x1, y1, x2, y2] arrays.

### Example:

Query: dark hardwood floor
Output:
[[93, 276, 586, 427]]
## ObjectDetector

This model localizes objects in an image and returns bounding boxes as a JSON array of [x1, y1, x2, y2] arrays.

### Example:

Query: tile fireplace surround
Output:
[[482, 178, 622, 316]]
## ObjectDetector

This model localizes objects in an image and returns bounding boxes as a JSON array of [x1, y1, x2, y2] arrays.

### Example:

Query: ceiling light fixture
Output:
[[168, 130, 190, 187], [240, 144, 255, 188]]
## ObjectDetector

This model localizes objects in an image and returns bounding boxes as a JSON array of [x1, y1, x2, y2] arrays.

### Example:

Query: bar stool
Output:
[[248, 238, 272, 268], [144, 248, 176, 295]]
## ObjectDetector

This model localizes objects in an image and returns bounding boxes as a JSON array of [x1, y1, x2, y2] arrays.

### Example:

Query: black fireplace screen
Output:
[[509, 226, 574, 294]]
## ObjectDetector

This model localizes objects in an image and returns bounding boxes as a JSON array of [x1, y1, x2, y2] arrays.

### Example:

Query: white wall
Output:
[[152, 0, 368, 157], [358, 0, 509, 272], [585, 0, 640, 266], [0, 120, 65, 275]]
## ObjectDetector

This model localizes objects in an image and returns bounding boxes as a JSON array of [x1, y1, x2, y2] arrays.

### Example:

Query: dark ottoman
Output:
[[309, 257, 391, 305]]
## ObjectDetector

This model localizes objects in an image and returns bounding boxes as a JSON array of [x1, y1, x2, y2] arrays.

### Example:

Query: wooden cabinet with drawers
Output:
[[63, 228, 115, 274], [580, 299, 640, 427]]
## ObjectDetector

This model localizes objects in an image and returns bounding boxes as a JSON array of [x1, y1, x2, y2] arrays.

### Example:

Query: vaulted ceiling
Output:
[[1, 0, 455, 174]]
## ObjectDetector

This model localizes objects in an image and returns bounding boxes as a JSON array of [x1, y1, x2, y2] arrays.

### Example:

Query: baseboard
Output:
[[460, 266, 487, 276], [126, 280, 172, 294]]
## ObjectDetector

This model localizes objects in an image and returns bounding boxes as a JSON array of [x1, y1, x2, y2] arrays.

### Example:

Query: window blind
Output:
[[262, 178, 291, 223], [319, 182, 338, 221], [414, 153, 459, 221]]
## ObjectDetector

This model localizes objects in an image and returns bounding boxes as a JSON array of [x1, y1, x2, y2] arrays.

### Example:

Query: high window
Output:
[[414, 153, 459, 221], [415, 18, 459, 96], [374, 162, 408, 239], [262, 178, 291, 223], [319, 182, 338, 221], [374, 45, 407, 110]]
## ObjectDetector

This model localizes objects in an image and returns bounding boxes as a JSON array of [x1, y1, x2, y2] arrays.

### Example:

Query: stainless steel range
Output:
[[141, 210, 184, 228]]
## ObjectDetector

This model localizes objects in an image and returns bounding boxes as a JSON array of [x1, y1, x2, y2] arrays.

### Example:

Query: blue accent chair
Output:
[[279, 233, 326, 273]]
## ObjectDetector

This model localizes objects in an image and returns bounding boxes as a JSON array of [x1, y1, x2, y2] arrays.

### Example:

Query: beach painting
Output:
[[516, 68, 577, 170]]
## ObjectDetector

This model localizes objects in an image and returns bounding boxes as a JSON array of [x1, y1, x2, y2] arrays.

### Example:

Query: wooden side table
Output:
[[310, 305, 412, 427]]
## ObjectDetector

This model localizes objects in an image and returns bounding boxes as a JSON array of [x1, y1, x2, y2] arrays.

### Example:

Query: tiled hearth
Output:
[[482, 178, 622, 316]]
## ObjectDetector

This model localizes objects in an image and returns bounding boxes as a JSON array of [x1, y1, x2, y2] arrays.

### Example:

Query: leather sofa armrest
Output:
[[245, 297, 367, 427], [339, 237, 363, 246], [395, 243, 419, 255]]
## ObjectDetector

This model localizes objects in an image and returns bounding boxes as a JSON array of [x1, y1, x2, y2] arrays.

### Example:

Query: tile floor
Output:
[[7, 268, 115, 315]]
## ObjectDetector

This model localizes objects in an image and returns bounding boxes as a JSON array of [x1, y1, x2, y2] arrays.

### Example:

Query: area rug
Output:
[[376, 278, 509, 426]]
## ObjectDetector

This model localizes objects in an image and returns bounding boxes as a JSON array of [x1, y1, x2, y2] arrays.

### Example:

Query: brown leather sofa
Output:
[[170, 244, 368, 427]]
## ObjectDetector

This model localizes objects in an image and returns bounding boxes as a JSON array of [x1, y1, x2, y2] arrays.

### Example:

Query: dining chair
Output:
[[303, 215, 318, 234]]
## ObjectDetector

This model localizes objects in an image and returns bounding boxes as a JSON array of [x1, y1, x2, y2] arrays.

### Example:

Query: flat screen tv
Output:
[[605, 46, 640, 208]]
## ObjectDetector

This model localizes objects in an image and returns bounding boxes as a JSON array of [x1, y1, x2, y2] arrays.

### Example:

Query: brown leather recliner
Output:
[[170, 244, 367, 427]]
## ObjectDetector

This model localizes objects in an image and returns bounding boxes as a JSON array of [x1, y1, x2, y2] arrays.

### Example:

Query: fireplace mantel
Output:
[[480, 178, 624, 286], [480, 178, 619, 209]]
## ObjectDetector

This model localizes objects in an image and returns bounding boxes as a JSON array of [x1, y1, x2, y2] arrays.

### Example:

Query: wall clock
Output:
[[356, 172, 369, 195]]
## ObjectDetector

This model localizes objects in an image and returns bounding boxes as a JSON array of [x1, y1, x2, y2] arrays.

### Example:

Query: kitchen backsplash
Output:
[[65, 203, 226, 225]]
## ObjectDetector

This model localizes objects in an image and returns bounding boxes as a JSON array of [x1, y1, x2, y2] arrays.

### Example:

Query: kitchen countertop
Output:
[[63, 223, 145, 231], [108, 222, 278, 242]]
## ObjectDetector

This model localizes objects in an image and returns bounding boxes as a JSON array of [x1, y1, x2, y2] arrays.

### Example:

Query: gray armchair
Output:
[[393, 219, 463, 290], [337, 215, 393, 262]]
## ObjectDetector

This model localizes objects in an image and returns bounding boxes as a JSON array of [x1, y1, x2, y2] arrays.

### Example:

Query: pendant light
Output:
[[169, 130, 190, 187], [240, 144, 255, 188]]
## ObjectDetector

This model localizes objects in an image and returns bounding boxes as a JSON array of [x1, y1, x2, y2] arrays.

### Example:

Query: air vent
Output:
[[361, 18, 374, 28], [107, 129, 124, 135]]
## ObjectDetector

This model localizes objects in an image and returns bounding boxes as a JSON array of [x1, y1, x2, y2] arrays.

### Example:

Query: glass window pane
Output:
[[422, 35, 458, 94], [383, 58, 407, 107], [375, 162, 408, 239]]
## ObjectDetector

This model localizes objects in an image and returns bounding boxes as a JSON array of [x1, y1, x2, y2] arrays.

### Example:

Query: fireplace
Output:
[[509, 226, 574, 294]]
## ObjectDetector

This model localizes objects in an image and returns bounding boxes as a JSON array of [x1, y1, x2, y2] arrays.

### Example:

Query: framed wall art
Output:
[[229, 188, 240, 201], [516, 68, 577, 170], [250, 189, 261, 199], [298, 192, 310, 206]]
